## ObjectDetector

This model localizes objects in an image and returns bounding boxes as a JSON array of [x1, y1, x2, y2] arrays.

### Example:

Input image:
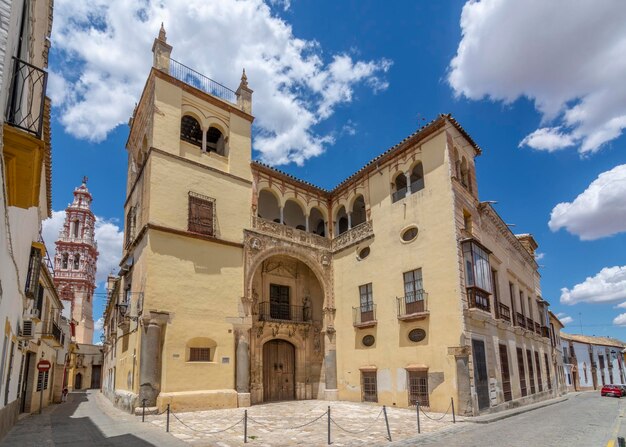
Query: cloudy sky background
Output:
[[43, 0, 626, 343]]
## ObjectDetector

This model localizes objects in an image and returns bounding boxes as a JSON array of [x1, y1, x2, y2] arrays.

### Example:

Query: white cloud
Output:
[[448, 0, 626, 155], [42, 210, 124, 286], [548, 164, 626, 240], [560, 265, 626, 305], [50, 0, 391, 166], [555, 312, 573, 325], [534, 252, 545, 261], [614, 314, 626, 326], [94, 317, 104, 331]]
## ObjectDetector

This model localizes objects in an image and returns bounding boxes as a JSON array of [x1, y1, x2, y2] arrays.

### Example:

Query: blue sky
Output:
[[42, 0, 626, 342]]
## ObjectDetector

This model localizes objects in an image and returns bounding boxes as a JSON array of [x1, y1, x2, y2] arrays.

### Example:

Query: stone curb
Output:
[[462, 395, 569, 424]]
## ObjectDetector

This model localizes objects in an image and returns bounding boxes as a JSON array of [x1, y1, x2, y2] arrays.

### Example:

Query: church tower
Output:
[[53, 178, 99, 344]]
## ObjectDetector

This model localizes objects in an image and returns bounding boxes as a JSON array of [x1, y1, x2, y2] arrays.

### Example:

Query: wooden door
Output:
[[90, 365, 102, 389], [498, 344, 512, 402], [263, 340, 295, 402], [472, 339, 490, 410]]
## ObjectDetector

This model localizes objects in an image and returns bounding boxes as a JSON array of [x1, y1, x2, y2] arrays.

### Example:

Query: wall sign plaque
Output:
[[408, 328, 426, 342]]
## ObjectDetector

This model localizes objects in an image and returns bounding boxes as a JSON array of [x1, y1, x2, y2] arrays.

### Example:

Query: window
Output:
[[180, 115, 202, 147], [517, 347, 527, 397], [357, 247, 370, 260], [36, 370, 49, 391], [535, 351, 543, 392], [61, 253, 68, 269], [527, 349, 536, 394], [499, 344, 512, 402], [188, 192, 215, 236], [545, 353, 552, 390], [359, 283, 374, 323], [462, 241, 492, 292], [392, 173, 407, 203], [408, 371, 429, 407], [403, 269, 424, 313], [361, 371, 377, 402], [206, 126, 225, 154], [401, 226, 418, 242], [72, 220, 80, 238], [25, 246, 42, 298], [409, 163, 425, 193], [125, 206, 136, 247], [269, 284, 290, 320], [463, 210, 473, 234], [189, 347, 211, 362], [73, 254, 80, 270]]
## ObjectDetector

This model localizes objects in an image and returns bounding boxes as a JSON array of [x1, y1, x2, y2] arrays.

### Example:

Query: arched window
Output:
[[72, 220, 80, 238], [410, 163, 425, 193], [392, 173, 407, 203], [309, 207, 326, 237], [258, 189, 281, 222], [180, 115, 202, 148], [453, 147, 461, 179], [61, 253, 69, 269], [283, 199, 306, 230], [461, 157, 469, 188], [206, 126, 225, 155], [73, 254, 80, 270], [335, 205, 348, 235], [351, 195, 366, 227]]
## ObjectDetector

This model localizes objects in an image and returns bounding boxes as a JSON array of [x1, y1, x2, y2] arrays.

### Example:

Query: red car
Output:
[[601, 384, 623, 398]]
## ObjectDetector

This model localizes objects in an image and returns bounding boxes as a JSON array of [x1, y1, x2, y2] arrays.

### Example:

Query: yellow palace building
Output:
[[101, 28, 564, 416]]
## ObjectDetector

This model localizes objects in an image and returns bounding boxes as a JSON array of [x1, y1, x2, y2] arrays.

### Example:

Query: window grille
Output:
[[180, 115, 202, 147], [36, 370, 49, 391], [25, 246, 42, 298], [188, 192, 215, 236], [362, 371, 377, 402], [527, 349, 536, 394], [189, 347, 211, 362], [408, 371, 429, 407], [517, 347, 527, 397]]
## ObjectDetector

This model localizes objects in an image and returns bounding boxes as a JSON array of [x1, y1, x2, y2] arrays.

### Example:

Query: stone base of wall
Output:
[[480, 389, 556, 415], [0, 399, 19, 441], [158, 389, 238, 413], [105, 389, 139, 414]]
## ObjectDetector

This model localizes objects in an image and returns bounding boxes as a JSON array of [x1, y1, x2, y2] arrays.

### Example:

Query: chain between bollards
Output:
[[244, 409, 248, 443], [383, 405, 392, 442], [451, 397, 456, 423], [166, 404, 170, 432], [327, 406, 331, 445], [416, 400, 421, 434], [142, 399, 146, 423]]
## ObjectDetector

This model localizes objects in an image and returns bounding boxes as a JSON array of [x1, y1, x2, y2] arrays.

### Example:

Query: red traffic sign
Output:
[[37, 359, 51, 372]]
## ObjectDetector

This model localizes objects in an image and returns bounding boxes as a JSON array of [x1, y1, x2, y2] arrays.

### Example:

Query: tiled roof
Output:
[[561, 332, 626, 348]]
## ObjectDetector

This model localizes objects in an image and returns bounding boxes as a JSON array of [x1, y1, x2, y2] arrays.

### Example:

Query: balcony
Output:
[[467, 287, 491, 313], [332, 221, 374, 252], [534, 322, 541, 335], [42, 321, 63, 347], [353, 304, 377, 328], [251, 216, 331, 250], [6, 57, 48, 138], [497, 303, 511, 323], [169, 58, 237, 104], [397, 291, 429, 321], [516, 313, 526, 329], [541, 326, 550, 338], [526, 317, 535, 332], [392, 187, 407, 203], [256, 301, 313, 324]]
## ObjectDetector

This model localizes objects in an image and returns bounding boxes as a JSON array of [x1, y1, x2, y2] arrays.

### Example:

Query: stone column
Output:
[[405, 171, 412, 196], [323, 308, 338, 400], [138, 312, 169, 407], [236, 330, 251, 407], [305, 215, 310, 232], [279, 206, 284, 224], [449, 346, 472, 415], [347, 212, 352, 230]]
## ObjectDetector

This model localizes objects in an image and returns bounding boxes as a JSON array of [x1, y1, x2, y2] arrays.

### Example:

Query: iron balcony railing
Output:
[[541, 326, 550, 338], [397, 290, 428, 318], [467, 287, 491, 313], [516, 313, 526, 329], [169, 58, 237, 104], [534, 322, 541, 334], [353, 304, 376, 327], [498, 303, 511, 323], [256, 301, 312, 323], [42, 321, 62, 345], [526, 317, 535, 332], [6, 57, 48, 138], [392, 187, 407, 203]]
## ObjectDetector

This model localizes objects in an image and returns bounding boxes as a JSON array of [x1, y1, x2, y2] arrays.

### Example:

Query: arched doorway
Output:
[[75, 373, 83, 390], [263, 340, 295, 402]]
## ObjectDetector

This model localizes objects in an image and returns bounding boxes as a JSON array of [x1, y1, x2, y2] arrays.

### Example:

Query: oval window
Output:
[[408, 328, 426, 343], [362, 335, 375, 347], [358, 247, 371, 260], [401, 226, 418, 242]]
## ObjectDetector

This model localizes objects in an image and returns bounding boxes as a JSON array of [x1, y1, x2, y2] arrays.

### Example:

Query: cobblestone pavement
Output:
[[146, 400, 460, 446], [390, 392, 625, 447]]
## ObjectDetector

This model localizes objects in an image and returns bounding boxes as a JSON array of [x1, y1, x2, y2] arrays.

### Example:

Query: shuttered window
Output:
[[188, 192, 215, 236]]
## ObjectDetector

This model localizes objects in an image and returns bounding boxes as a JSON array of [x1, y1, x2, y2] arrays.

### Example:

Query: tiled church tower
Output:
[[53, 178, 99, 344]]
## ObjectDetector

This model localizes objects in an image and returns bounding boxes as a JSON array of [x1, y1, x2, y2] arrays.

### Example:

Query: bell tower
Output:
[[53, 178, 99, 344]]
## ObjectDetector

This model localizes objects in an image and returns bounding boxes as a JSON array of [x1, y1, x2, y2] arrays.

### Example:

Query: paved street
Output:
[[392, 392, 626, 447], [1, 390, 624, 446]]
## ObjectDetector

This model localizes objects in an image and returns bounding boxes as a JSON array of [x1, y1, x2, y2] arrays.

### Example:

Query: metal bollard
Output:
[[451, 397, 456, 423], [142, 399, 146, 423], [327, 406, 331, 445], [383, 405, 392, 442], [416, 401, 421, 434], [166, 404, 170, 432], [244, 409, 248, 443], [618, 437, 625, 447]]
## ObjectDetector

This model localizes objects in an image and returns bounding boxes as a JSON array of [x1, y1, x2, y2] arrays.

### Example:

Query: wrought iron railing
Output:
[[6, 57, 48, 138], [42, 321, 62, 344], [410, 179, 425, 193], [251, 216, 331, 249], [541, 326, 550, 338], [397, 291, 428, 318], [169, 58, 237, 104], [353, 304, 376, 326], [331, 220, 373, 252], [256, 301, 312, 323], [534, 322, 541, 334], [392, 187, 407, 203], [467, 287, 490, 312], [516, 313, 526, 329], [498, 303, 511, 323], [526, 317, 535, 332]]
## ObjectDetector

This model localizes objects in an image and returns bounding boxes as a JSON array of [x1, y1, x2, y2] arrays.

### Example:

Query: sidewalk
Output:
[[0, 390, 186, 447], [465, 393, 570, 424]]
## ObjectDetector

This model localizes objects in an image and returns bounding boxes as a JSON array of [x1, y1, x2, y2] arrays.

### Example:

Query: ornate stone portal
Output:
[[240, 230, 337, 404]]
